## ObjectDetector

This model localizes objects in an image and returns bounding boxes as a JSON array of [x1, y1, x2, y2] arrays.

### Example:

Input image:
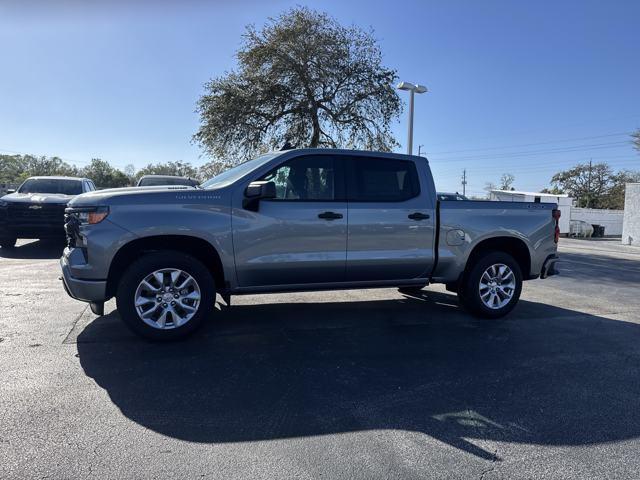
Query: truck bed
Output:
[[432, 200, 558, 283]]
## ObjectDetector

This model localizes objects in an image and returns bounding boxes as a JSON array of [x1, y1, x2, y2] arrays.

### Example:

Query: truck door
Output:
[[345, 155, 436, 281], [232, 154, 348, 287]]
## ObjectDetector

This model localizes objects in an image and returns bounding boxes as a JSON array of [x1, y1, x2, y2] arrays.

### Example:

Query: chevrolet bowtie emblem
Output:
[[28, 205, 43, 210]]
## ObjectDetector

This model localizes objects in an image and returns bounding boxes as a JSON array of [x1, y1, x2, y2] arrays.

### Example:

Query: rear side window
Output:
[[348, 157, 420, 202], [259, 155, 343, 201]]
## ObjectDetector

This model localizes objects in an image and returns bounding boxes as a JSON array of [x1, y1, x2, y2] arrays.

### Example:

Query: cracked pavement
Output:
[[1, 238, 640, 479]]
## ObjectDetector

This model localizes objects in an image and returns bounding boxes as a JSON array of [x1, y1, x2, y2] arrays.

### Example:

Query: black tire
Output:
[[0, 237, 17, 249], [458, 251, 522, 319], [116, 250, 215, 341]]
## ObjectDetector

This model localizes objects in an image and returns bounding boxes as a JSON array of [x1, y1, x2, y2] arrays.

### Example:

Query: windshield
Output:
[[138, 177, 196, 187], [201, 154, 279, 189], [18, 178, 83, 195]]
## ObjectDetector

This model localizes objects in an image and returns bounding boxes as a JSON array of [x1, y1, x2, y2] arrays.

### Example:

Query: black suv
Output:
[[0, 176, 96, 248]]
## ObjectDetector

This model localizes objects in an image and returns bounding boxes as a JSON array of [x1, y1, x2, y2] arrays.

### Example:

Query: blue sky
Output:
[[1, 0, 639, 195]]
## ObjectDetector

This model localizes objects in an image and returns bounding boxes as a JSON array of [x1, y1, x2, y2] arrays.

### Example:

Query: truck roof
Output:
[[268, 148, 429, 163], [138, 175, 193, 179], [25, 176, 87, 181]]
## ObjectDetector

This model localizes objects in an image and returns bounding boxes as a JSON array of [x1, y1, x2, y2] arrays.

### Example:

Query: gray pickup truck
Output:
[[61, 149, 559, 340]]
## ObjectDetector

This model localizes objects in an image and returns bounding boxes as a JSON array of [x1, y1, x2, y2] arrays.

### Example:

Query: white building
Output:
[[622, 183, 640, 246], [571, 207, 624, 236], [489, 190, 572, 234]]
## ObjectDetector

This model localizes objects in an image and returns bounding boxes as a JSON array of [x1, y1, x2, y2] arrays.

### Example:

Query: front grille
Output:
[[7, 203, 66, 226], [64, 212, 80, 248]]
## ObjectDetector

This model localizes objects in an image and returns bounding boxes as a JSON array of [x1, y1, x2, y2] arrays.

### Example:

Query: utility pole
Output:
[[418, 145, 425, 157], [587, 158, 592, 208], [461, 169, 467, 196]]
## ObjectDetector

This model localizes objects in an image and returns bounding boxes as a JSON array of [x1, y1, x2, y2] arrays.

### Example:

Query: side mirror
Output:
[[243, 181, 276, 211], [7, 189, 15, 194]]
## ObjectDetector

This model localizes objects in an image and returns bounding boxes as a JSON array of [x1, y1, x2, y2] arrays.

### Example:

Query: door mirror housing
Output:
[[6, 189, 15, 194], [243, 181, 276, 211]]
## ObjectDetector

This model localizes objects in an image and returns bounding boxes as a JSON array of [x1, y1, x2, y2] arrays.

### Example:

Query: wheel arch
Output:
[[464, 236, 532, 283], [106, 235, 226, 298]]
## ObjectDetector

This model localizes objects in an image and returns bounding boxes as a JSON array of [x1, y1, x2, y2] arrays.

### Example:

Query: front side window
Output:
[[349, 157, 420, 202], [260, 155, 339, 201]]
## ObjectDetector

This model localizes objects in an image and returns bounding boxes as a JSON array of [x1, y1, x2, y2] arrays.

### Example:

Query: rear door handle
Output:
[[408, 212, 430, 221], [318, 211, 343, 220]]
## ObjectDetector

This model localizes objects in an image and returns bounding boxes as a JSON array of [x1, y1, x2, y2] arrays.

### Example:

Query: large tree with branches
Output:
[[548, 162, 640, 209], [194, 7, 402, 160]]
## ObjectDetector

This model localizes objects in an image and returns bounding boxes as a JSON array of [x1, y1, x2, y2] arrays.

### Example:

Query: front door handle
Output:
[[318, 211, 343, 220], [408, 212, 430, 221]]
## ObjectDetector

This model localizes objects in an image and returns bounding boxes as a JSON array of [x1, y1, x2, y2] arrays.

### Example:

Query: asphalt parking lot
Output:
[[2, 238, 640, 479]]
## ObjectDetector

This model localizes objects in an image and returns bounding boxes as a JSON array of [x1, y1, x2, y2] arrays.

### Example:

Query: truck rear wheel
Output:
[[116, 250, 215, 340], [458, 251, 522, 319]]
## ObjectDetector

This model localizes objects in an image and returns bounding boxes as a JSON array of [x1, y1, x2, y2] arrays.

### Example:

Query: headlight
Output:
[[67, 206, 109, 225]]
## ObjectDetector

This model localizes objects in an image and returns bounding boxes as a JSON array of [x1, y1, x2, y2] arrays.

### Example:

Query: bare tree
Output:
[[499, 173, 515, 190]]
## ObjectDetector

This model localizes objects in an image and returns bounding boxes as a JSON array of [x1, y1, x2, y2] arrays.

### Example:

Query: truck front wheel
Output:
[[116, 250, 215, 340], [458, 251, 523, 319]]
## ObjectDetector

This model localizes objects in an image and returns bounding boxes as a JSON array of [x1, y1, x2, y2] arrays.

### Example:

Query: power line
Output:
[[426, 131, 632, 156], [429, 140, 631, 163], [421, 113, 640, 149], [432, 157, 640, 176]]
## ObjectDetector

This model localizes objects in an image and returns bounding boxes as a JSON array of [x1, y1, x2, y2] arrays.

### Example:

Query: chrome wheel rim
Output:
[[134, 268, 201, 330], [479, 263, 516, 310]]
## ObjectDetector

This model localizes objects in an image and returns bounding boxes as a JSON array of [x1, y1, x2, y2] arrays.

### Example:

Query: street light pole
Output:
[[407, 89, 414, 155], [397, 82, 427, 155]]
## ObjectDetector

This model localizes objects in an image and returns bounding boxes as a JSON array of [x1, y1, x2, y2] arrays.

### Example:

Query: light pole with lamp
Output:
[[397, 82, 427, 155]]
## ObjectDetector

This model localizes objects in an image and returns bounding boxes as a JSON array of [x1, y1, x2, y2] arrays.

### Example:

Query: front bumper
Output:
[[60, 255, 107, 302], [540, 254, 559, 279], [2, 225, 65, 239]]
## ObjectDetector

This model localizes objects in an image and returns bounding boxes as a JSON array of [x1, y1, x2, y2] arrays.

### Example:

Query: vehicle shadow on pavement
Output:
[[76, 291, 640, 461], [0, 239, 65, 259], [558, 252, 640, 285]]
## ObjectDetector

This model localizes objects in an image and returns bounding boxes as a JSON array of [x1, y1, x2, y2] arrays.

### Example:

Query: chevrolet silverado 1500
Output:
[[0, 176, 96, 248], [61, 149, 559, 340]]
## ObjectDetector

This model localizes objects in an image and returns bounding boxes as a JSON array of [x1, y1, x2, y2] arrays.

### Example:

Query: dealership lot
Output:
[[2, 238, 640, 479]]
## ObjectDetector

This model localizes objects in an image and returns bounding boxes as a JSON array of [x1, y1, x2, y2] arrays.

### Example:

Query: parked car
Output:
[[0, 176, 96, 248], [136, 175, 199, 187], [61, 149, 560, 340], [437, 192, 469, 201]]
